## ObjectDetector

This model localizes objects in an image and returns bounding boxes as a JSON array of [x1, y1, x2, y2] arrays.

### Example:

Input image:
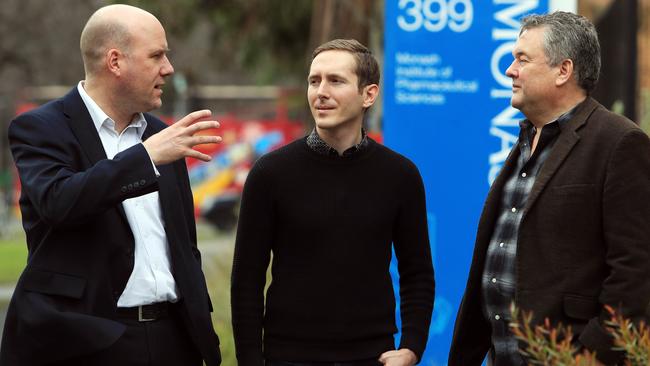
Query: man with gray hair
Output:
[[449, 11, 650, 366], [1, 4, 221, 365]]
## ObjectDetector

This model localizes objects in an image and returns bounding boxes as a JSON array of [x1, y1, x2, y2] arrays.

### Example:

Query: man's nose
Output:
[[505, 59, 517, 78], [317, 82, 329, 97], [162, 56, 174, 76]]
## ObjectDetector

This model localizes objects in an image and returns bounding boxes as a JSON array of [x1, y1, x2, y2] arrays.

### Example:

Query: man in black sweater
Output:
[[231, 39, 435, 366]]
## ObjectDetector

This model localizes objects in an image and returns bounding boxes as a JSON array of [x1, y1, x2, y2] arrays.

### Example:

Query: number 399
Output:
[[398, 0, 474, 33]]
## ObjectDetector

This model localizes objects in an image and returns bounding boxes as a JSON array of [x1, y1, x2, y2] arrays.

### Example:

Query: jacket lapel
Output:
[[523, 97, 598, 214], [62, 87, 129, 224], [62, 87, 108, 165], [155, 164, 178, 222], [473, 146, 520, 263]]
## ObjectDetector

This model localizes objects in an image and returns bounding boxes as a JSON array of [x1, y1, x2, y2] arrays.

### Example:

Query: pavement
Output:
[[0, 285, 13, 301], [0, 286, 10, 339]]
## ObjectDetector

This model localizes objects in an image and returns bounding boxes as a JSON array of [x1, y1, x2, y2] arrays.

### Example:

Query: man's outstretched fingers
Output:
[[189, 120, 221, 134], [191, 135, 222, 146], [187, 149, 213, 162], [178, 109, 212, 126]]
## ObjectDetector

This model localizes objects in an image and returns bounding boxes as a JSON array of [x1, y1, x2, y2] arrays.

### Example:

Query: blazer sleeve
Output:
[[9, 112, 159, 228], [579, 128, 650, 363]]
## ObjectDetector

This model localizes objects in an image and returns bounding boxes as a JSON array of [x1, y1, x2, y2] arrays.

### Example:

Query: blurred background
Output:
[[0, 0, 649, 364]]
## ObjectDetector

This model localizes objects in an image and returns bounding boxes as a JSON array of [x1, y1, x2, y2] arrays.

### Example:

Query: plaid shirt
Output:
[[306, 128, 369, 157], [481, 110, 574, 365]]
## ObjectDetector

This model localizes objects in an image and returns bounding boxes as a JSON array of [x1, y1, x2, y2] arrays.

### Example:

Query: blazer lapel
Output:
[[141, 118, 156, 141], [62, 87, 129, 224], [155, 165, 178, 218], [474, 146, 520, 254], [62, 88, 108, 165], [523, 97, 598, 214]]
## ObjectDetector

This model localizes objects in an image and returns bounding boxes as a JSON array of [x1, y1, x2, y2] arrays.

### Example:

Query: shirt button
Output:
[[521, 172, 527, 178], [511, 207, 517, 213], [491, 278, 497, 283], [499, 242, 505, 248], [495, 314, 501, 320]]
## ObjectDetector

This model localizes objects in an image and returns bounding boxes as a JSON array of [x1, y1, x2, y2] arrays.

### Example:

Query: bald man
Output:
[[0, 5, 221, 365]]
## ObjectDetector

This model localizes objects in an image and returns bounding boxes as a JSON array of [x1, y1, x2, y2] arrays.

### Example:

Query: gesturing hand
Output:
[[378, 349, 417, 366], [143, 109, 222, 165]]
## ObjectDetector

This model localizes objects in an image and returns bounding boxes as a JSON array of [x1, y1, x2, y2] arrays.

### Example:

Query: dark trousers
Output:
[[51, 304, 202, 366], [265, 358, 382, 366]]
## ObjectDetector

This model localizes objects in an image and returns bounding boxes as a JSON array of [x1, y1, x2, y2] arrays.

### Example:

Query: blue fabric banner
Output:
[[384, 1, 555, 364]]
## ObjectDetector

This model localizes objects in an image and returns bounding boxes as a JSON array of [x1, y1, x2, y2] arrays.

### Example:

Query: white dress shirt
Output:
[[77, 81, 179, 307]]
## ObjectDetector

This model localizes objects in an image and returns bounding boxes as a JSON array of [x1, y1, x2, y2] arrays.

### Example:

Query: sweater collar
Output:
[[306, 128, 369, 158]]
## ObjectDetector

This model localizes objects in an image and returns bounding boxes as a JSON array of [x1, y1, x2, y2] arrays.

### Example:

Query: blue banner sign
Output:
[[383, 1, 574, 364]]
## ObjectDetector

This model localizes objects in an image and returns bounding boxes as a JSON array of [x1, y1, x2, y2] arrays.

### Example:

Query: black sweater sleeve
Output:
[[231, 159, 274, 366], [393, 162, 435, 361]]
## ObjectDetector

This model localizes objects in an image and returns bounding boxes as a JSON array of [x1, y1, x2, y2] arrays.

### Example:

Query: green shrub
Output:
[[510, 304, 650, 365]]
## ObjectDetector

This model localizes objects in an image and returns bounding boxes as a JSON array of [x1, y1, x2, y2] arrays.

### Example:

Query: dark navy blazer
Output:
[[0, 88, 221, 365]]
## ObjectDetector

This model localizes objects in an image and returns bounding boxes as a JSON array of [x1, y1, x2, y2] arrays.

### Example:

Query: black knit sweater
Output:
[[231, 137, 435, 365]]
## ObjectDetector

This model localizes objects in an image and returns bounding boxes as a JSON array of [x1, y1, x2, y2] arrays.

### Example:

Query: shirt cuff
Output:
[[141, 143, 160, 177]]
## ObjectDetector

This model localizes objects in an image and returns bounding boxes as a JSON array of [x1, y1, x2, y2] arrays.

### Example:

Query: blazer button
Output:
[[140, 179, 146, 185], [127, 184, 133, 191], [121, 186, 127, 193], [133, 182, 140, 189]]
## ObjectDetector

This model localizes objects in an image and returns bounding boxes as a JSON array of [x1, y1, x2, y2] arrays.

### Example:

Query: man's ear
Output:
[[556, 58, 574, 87], [106, 49, 123, 76], [362, 84, 379, 108]]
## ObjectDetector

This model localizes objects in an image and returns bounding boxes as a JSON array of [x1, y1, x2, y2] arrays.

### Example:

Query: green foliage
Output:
[[510, 305, 597, 365], [116, 0, 202, 35], [203, 0, 313, 83], [605, 305, 650, 366], [115, 0, 313, 84], [511, 304, 650, 366]]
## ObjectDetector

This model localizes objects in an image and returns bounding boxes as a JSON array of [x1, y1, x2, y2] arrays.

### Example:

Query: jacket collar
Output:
[[523, 96, 599, 213], [62, 87, 159, 164]]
